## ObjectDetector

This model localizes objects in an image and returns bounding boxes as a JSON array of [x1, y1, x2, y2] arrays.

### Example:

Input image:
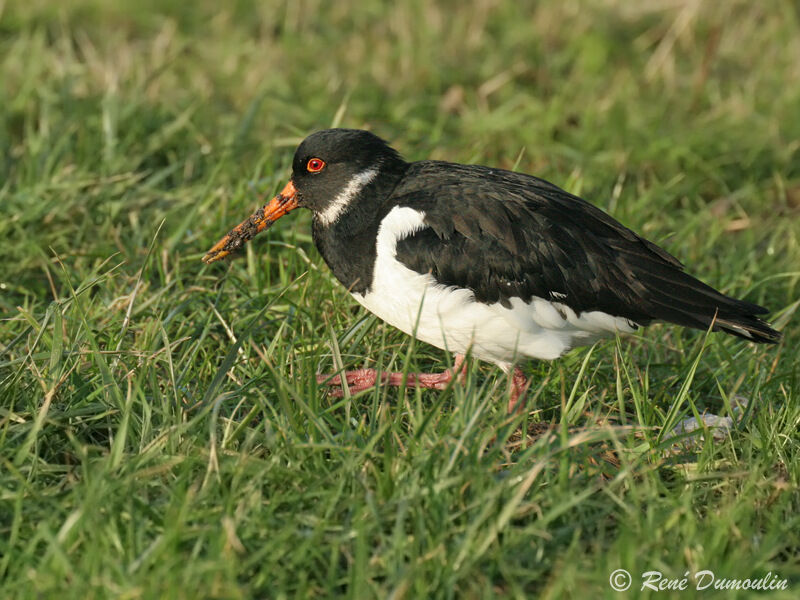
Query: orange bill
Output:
[[202, 180, 298, 264]]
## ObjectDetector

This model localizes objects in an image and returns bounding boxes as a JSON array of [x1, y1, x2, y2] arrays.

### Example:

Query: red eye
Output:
[[307, 158, 326, 172]]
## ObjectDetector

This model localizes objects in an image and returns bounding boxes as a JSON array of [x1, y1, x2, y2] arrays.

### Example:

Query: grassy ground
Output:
[[1, 0, 799, 597]]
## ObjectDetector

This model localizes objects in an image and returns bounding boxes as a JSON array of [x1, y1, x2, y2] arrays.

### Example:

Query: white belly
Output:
[[353, 206, 636, 369]]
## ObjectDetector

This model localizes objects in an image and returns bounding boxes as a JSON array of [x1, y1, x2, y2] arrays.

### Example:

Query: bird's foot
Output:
[[507, 367, 531, 414], [317, 355, 466, 398]]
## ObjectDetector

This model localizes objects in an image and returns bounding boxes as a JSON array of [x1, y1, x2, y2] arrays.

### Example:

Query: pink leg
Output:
[[317, 355, 467, 397], [507, 367, 530, 414]]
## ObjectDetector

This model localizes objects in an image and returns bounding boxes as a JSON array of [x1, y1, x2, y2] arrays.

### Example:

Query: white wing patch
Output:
[[317, 167, 379, 226], [353, 205, 639, 368]]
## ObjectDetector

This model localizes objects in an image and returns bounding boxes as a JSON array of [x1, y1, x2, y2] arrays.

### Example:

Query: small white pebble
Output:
[[666, 396, 749, 450]]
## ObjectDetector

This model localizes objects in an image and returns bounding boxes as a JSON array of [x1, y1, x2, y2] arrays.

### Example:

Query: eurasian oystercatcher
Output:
[[203, 129, 781, 411]]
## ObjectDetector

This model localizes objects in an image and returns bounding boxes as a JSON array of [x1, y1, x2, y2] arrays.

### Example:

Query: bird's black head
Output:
[[291, 129, 407, 225], [201, 129, 407, 264]]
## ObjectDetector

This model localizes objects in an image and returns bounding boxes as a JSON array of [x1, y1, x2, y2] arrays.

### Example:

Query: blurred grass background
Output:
[[1, 0, 799, 597]]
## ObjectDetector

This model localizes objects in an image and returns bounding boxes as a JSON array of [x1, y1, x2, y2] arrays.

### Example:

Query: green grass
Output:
[[1, 0, 799, 597]]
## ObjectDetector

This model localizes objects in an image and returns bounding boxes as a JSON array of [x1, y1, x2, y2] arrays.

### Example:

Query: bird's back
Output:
[[389, 160, 780, 344]]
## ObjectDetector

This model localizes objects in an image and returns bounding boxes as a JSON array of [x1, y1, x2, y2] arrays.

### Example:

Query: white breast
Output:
[[352, 206, 636, 370]]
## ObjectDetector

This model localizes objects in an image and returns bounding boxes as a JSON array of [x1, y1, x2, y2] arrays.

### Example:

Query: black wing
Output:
[[391, 161, 780, 343]]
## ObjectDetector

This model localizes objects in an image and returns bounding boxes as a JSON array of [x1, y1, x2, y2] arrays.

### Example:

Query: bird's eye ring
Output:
[[307, 158, 326, 173]]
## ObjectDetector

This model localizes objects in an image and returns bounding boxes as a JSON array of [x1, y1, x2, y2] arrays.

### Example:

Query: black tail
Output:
[[714, 312, 782, 343], [633, 260, 781, 344]]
